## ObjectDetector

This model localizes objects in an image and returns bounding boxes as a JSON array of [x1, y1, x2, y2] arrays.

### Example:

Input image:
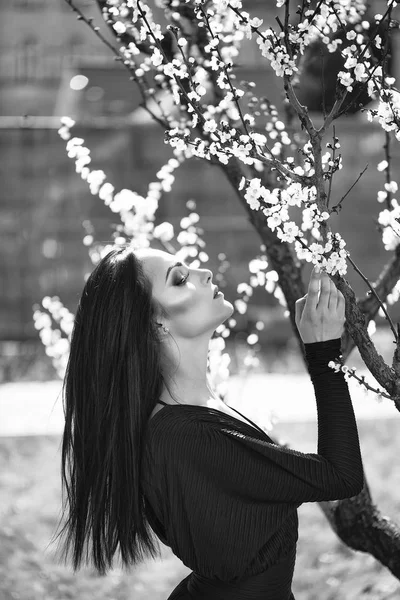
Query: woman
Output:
[[54, 244, 363, 600]]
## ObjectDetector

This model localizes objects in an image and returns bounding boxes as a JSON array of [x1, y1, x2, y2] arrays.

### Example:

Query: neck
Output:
[[160, 383, 219, 407], [160, 336, 220, 406]]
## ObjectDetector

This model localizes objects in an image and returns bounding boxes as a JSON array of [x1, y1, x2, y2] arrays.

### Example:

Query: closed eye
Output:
[[175, 272, 189, 286]]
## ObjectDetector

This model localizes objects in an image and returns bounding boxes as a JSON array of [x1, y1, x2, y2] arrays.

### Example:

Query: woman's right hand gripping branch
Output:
[[295, 266, 346, 344]]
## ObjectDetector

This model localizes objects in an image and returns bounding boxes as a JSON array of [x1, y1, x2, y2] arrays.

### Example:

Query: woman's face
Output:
[[135, 248, 234, 339]]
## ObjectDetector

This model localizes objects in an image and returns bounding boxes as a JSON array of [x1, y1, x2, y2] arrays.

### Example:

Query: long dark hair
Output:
[[52, 245, 168, 574]]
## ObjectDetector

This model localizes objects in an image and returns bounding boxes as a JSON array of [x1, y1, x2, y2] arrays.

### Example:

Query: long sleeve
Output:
[[304, 337, 363, 495], [166, 338, 363, 505]]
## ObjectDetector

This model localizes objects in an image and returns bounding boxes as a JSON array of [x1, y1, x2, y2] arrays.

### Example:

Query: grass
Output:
[[1, 420, 400, 599]]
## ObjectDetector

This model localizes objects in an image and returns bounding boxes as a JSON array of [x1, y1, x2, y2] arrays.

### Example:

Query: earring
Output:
[[156, 322, 169, 334]]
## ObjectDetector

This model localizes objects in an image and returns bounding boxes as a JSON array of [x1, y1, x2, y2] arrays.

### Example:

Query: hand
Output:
[[295, 266, 346, 344]]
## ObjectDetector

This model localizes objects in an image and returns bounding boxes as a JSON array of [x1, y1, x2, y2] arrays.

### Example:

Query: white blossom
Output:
[[151, 47, 163, 67], [338, 70, 354, 91], [377, 160, 389, 172], [385, 181, 398, 194], [378, 191, 388, 203], [153, 222, 174, 242]]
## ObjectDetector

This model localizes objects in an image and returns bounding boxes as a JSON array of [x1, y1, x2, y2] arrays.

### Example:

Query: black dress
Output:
[[141, 338, 364, 599]]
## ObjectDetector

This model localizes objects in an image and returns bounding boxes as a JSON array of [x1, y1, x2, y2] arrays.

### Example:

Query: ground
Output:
[[1, 418, 399, 600]]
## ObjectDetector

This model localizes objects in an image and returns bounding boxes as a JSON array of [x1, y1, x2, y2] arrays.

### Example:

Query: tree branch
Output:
[[319, 476, 400, 579], [346, 253, 398, 343], [330, 164, 369, 215], [346, 243, 400, 360]]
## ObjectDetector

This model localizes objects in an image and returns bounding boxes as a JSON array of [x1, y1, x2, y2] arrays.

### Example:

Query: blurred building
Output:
[[0, 0, 280, 120], [1, 0, 400, 353], [0, 0, 118, 117], [1, 0, 396, 120]]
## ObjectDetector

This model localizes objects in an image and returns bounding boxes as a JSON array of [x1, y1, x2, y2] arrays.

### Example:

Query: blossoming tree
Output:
[[35, 0, 400, 578]]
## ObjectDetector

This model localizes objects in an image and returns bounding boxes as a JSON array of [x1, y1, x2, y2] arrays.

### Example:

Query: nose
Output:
[[202, 269, 213, 284]]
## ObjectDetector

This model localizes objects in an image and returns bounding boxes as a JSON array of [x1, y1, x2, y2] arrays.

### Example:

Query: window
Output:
[[15, 36, 39, 82], [68, 35, 85, 59], [13, 0, 47, 8], [61, 0, 94, 9]]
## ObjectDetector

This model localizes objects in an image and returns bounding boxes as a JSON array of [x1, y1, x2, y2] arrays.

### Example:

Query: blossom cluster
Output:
[[33, 296, 74, 379], [331, 6, 400, 130], [209, 0, 368, 80], [234, 253, 285, 315], [367, 87, 400, 139], [375, 158, 400, 251], [256, 29, 298, 78], [296, 232, 348, 275], [58, 117, 183, 253], [236, 173, 349, 275]]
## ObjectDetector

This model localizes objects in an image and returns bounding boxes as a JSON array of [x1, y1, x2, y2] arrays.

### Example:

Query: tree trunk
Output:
[[319, 474, 400, 578], [218, 158, 400, 580]]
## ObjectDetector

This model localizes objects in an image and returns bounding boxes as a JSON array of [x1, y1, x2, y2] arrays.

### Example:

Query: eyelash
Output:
[[175, 272, 189, 286]]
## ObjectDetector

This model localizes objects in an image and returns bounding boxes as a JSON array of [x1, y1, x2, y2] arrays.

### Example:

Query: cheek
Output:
[[167, 289, 209, 321], [165, 289, 195, 314]]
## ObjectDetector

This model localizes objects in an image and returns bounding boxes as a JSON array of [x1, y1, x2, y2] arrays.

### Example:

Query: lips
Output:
[[213, 285, 219, 298]]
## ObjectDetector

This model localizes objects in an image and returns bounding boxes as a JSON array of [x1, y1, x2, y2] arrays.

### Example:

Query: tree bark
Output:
[[319, 474, 400, 579], [218, 157, 400, 579]]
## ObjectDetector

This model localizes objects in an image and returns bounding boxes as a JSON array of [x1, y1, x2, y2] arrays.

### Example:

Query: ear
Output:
[[156, 322, 169, 335]]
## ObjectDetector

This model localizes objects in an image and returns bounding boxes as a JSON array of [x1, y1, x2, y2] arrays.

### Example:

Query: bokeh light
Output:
[[69, 75, 89, 91]]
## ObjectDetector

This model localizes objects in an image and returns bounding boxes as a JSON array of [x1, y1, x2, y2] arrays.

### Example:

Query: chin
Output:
[[221, 300, 235, 319]]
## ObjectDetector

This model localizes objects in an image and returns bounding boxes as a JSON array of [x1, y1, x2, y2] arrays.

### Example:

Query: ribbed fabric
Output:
[[141, 338, 364, 599]]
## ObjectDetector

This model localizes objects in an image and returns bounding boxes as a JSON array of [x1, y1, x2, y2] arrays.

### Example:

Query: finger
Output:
[[295, 296, 307, 320], [328, 275, 338, 309], [337, 290, 345, 312], [304, 267, 321, 312], [316, 270, 331, 310]]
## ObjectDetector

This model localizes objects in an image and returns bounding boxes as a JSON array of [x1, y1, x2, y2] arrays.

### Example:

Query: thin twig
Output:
[[346, 254, 399, 342], [297, 0, 306, 25], [335, 58, 390, 121], [330, 4, 346, 31], [384, 131, 393, 210], [330, 362, 394, 401], [279, 0, 316, 137], [358, 2, 395, 63], [382, 6, 394, 212], [301, 0, 325, 36], [326, 125, 336, 208], [183, 139, 311, 185], [318, 89, 348, 135], [252, 152, 311, 183], [283, 72, 315, 136], [320, 48, 327, 119], [321, 3, 395, 127], [199, 6, 252, 140], [170, 30, 200, 100], [136, 0, 206, 127], [284, 0, 290, 34], [330, 165, 368, 214]]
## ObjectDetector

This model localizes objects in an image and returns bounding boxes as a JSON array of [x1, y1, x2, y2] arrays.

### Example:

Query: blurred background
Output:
[[2, 0, 400, 381], [1, 1, 400, 599]]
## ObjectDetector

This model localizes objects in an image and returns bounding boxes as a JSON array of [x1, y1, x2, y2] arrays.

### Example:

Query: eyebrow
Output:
[[165, 261, 185, 283]]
